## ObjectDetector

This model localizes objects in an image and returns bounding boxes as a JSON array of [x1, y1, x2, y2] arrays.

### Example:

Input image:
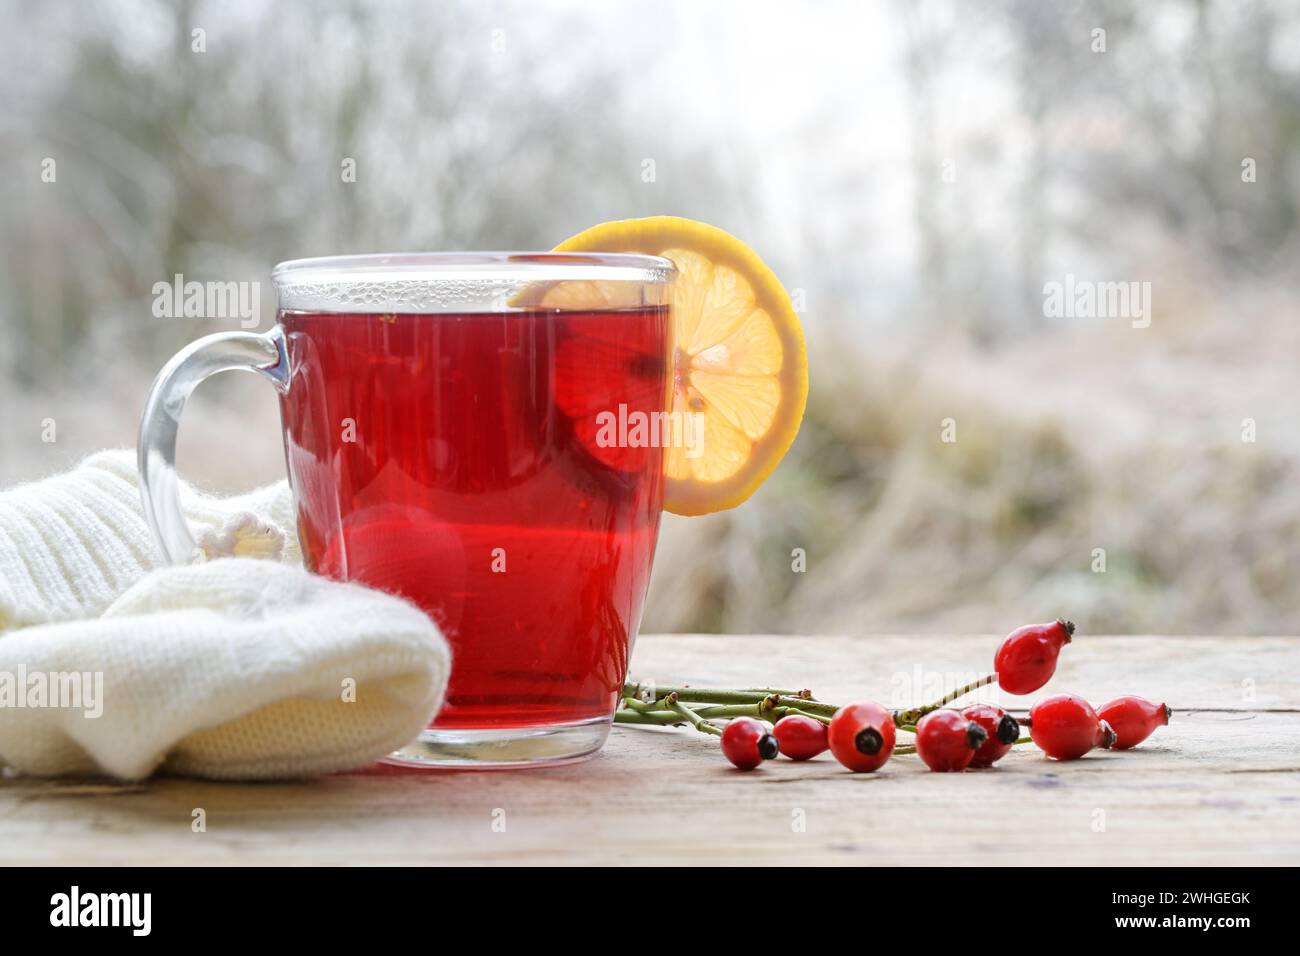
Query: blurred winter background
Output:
[[2, 0, 1298, 635]]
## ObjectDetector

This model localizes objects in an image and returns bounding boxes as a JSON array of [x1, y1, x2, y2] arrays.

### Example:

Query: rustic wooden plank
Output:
[[1, 635, 1297, 866]]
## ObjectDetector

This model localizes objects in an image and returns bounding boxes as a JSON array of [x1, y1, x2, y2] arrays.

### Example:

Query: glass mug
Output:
[[138, 253, 675, 767]]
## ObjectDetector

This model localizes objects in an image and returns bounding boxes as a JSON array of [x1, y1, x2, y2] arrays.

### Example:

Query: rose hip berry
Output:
[[1097, 696, 1170, 749], [828, 700, 896, 772], [994, 619, 1075, 695], [721, 717, 779, 771], [773, 714, 829, 760], [915, 709, 988, 772], [1028, 694, 1107, 760], [961, 703, 1020, 768]]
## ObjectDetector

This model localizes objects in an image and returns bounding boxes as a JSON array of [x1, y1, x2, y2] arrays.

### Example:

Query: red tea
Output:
[[277, 306, 668, 729]]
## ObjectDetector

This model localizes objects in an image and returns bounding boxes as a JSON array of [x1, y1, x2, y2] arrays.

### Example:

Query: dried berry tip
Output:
[[1059, 618, 1075, 638], [966, 722, 989, 749], [996, 714, 1020, 744], [855, 727, 884, 755], [757, 734, 779, 760]]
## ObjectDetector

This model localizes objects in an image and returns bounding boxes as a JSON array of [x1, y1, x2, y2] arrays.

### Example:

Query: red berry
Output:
[[994, 619, 1075, 695], [961, 703, 1020, 768], [773, 714, 829, 760], [720, 717, 779, 771], [1028, 694, 1104, 760], [1097, 696, 1170, 749], [828, 700, 895, 772], [915, 709, 988, 772]]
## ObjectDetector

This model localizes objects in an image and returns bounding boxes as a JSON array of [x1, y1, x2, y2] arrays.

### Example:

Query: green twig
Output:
[[739, 687, 818, 700], [630, 685, 788, 705], [664, 693, 723, 736], [625, 674, 1002, 736], [780, 706, 833, 725], [893, 673, 996, 725], [624, 682, 838, 718], [613, 710, 686, 727], [621, 695, 670, 715], [615, 698, 834, 731]]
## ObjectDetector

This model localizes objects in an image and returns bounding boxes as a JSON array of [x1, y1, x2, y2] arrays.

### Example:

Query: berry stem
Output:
[[614, 709, 688, 727], [694, 703, 762, 718], [893, 673, 996, 725], [616, 702, 751, 727], [615, 698, 833, 732], [739, 687, 819, 699], [621, 695, 671, 715], [664, 694, 723, 736], [624, 681, 820, 707], [782, 706, 834, 725], [677, 689, 838, 719], [622, 675, 999, 739]]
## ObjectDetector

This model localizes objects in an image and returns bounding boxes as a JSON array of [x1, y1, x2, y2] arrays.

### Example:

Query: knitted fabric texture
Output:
[[0, 452, 450, 780], [0, 450, 300, 630]]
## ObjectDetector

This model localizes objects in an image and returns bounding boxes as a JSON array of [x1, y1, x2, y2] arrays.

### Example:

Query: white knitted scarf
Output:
[[0, 451, 450, 781]]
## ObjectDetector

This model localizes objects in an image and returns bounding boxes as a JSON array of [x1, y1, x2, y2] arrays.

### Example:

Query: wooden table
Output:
[[2, 635, 1297, 866]]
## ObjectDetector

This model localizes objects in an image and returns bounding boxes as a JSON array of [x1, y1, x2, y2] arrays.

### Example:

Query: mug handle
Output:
[[138, 328, 291, 564]]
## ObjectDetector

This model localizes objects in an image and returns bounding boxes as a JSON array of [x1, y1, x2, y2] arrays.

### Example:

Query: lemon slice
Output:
[[552, 217, 807, 516]]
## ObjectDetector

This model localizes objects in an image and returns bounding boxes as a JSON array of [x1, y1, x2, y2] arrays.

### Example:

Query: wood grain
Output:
[[2, 635, 1297, 866]]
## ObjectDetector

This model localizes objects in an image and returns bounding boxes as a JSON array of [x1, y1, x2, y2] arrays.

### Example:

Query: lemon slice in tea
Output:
[[551, 216, 808, 516]]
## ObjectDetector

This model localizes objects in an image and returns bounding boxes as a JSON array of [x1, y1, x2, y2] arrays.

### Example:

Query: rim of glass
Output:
[[271, 251, 675, 287]]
